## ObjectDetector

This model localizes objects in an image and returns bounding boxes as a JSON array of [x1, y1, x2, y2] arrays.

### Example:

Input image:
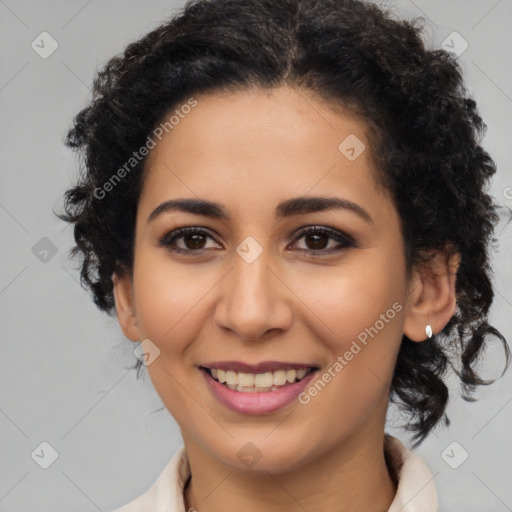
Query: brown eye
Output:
[[303, 231, 329, 250], [158, 225, 355, 257], [182, 232, 207, 250], [159, 227, 220, 254], [290, 226, 355, 254]]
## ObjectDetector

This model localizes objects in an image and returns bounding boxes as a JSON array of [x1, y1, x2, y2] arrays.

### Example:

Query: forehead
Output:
[[138, 86, 393, 225]]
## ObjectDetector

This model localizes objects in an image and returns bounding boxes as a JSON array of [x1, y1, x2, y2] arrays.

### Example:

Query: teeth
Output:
[[273, 370, 287, 386], [254, 372, 273, 387], [226, 371, 237, 385], [236, 385, 282, 392], [207, 367, 312, 391], [238, 372, 255, 387]]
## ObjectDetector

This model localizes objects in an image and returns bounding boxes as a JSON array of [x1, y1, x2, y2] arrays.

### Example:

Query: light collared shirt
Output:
[[113, 434, 437, 512]]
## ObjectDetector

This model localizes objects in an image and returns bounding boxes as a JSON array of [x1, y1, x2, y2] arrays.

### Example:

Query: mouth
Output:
[[199, 365, 319, 393]]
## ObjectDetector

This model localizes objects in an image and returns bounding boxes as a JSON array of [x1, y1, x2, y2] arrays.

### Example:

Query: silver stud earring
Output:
[[426, 324, 433, 338]]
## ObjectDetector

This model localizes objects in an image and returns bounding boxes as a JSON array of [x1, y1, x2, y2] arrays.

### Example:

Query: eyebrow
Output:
[[147, 196, 374, 225]]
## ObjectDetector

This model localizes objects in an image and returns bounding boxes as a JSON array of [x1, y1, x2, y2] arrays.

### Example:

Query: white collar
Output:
[[384, 435, 438, 511]]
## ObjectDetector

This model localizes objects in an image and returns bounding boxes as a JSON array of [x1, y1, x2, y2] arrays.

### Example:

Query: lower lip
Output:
[[201, 367, 318, 414]]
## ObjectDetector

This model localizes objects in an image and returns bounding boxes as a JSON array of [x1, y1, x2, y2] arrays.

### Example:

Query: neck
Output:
[[183, 426, 396, 512]]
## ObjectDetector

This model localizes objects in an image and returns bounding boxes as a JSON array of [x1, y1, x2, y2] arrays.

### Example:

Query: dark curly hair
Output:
[[57, 0, 510, 446]]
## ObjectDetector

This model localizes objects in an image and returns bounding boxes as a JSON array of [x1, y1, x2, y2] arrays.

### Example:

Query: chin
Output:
[[213, 437, 315, 475]]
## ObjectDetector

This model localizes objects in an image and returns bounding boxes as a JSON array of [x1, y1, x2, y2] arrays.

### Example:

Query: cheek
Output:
[[131, 249, 218, 350], [294, 253, 405, 352], [295, 266, 404, 438], [292, 253, 406, 423], [130, 251, 211, 420]]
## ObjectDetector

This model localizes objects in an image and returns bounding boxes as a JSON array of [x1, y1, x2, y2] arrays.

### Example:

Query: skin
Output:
[[113, 85, 459, 512]]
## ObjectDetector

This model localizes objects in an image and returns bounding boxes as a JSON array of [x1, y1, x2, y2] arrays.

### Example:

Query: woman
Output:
[[58, 0, 510, 510]]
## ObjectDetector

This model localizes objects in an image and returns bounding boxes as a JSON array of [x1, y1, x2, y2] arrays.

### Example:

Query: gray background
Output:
[[1, 0, 511, 510]]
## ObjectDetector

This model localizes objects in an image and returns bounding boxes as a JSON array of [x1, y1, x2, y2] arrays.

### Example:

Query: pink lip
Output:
[[200, 367, 319, 414], [200, 361, 317, 373]]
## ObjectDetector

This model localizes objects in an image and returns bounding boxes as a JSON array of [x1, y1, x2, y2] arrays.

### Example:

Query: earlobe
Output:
[[403, 249, 460, 342], [112, 271, 140, 342]]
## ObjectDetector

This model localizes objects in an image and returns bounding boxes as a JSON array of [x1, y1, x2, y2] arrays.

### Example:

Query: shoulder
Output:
[[111, 446, 190, 512]]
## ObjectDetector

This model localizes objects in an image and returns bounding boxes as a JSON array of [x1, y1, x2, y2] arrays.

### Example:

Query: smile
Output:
[[202, 366, 316, 392], [200, 364, 320, 414]]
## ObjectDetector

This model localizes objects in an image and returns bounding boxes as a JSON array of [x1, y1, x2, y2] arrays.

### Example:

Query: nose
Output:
[[214, 246, 293, 341]]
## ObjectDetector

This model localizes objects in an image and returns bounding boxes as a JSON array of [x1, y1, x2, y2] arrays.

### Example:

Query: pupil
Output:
[[306, 233, 328, 250], [186, 234, 205, 249]]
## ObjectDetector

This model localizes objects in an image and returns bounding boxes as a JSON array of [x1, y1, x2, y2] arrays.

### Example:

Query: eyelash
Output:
[[158, 226, 356, 257]]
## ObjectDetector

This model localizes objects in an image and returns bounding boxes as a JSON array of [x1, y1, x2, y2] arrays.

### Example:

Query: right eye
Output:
[[159, 227, 222, 255]]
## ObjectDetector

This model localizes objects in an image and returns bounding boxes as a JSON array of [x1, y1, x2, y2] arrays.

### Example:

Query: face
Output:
[[114, 85, 415, 473]]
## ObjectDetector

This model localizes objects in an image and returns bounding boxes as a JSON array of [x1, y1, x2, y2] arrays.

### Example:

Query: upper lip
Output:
[[200, 361, 319, 373]]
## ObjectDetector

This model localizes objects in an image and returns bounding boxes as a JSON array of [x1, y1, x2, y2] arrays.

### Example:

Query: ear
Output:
[[403, 246, 460, 342], [112, 271, 140, 342]]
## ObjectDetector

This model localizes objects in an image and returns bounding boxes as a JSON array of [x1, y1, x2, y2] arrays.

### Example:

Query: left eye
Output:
[[289, 226, 355, 253], [158, 226, 355, 255]]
